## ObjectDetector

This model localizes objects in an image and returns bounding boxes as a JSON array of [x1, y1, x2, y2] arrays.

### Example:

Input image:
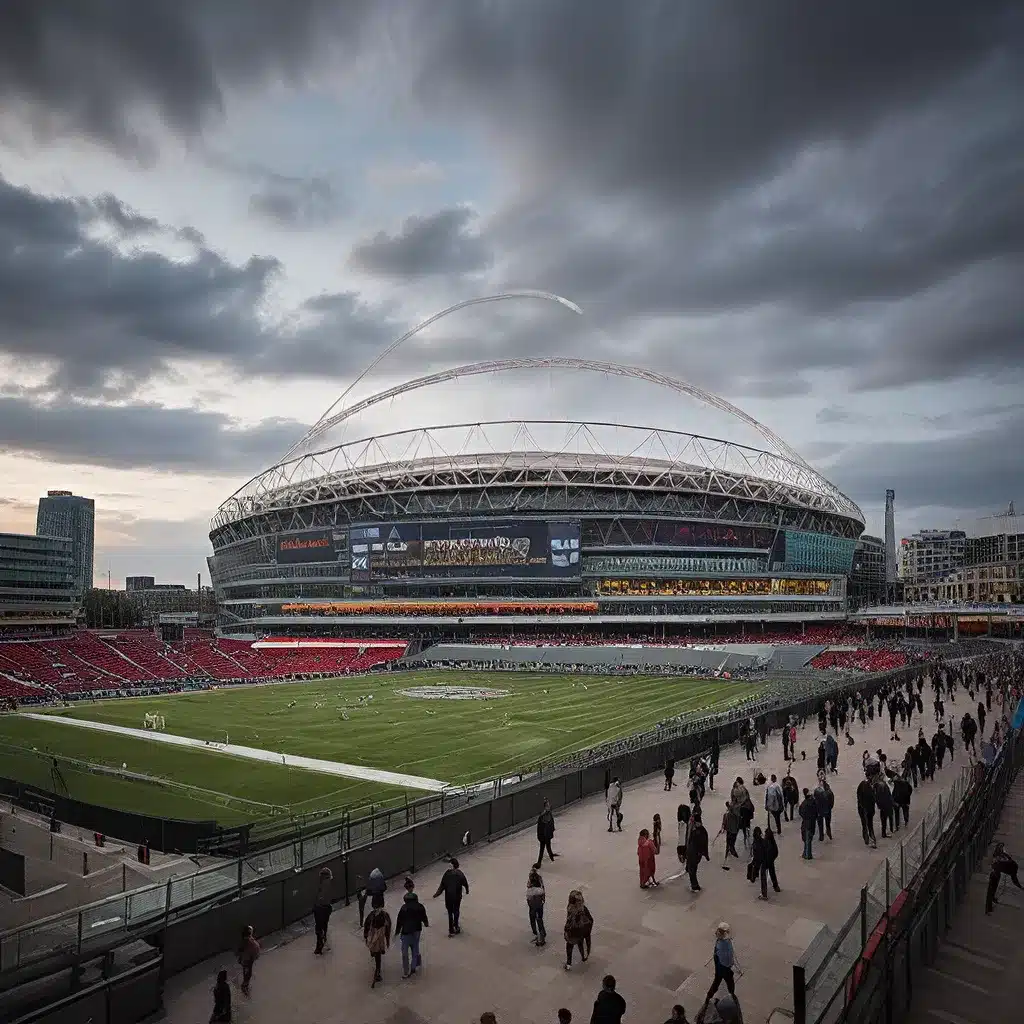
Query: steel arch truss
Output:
[[212, 420, 865, 530]]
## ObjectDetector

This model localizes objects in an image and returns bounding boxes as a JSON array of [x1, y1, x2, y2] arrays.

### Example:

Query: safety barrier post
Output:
[[793, 963, 806, 1024]]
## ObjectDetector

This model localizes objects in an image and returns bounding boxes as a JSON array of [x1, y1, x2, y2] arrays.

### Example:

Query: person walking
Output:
[[591, 974, 627, 1024], [638, 828, 659, 888], [686, 810, 710, 892], [856, 777, 877, 848], [363, 903, 392, 988], [237, 926, 260, 997], [394, 887, 429, 978], [358, 866, 387, 926], [563, 889, 593, 971], [720, 801, 741, 870], [763, 825, 781, 896], [209, 969, 231, 1023], [782, 771, 799, 822], [433, 857, 469, 936], [536, 799, 558, 865], [312, 866, 334, 955], [665, 756, 676, 791], [814, 776, 834, 841], [526, 867, 546, 946], [782, 723, 791, 762], [709, 738, 720, 791], [825, 731, 839, 774], [892, 773, 911, 829], [653, 812, 663, 854], [985, 842, 1023, 914], [676, 803, 692, 863], [704, 923, 737, 1003], [873, 776, 895, 838], [606, 777, 623, 832], [765, 774, 784, 835], [798, 788, 817, 860]]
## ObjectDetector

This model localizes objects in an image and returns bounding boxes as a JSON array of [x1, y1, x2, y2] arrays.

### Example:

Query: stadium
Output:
[[208, 292, 864, 641]]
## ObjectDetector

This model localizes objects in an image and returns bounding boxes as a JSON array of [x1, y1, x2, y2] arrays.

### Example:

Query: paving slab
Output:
[[160, 692, 986, 1024]]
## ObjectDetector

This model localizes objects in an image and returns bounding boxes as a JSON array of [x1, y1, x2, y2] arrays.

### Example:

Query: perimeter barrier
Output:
[[793, 720, 1023, 1024], [0, 663, 921, 995]]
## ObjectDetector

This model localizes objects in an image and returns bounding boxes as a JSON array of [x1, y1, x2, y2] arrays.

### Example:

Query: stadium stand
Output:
[[0, 632, 408, 701]]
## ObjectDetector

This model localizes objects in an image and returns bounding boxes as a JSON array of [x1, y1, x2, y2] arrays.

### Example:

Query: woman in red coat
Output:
[[638, 828, 659, 888]]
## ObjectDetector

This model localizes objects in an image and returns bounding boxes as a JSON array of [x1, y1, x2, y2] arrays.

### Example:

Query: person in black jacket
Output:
[[536, 800, 558, 865], [394, 890, 429, 977], [856, 778, 877, 848], [685, 811, 710, 892], [892, 775, 912, 829], [873, 777, 895, 838], [433, 857, 470, 935], [210, 969, 231, 1023], [591, 974, 626, 1024], [798, 789, 817, 860]]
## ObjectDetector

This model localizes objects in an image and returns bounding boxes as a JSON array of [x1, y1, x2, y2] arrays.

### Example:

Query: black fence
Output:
[[797, 722, 1023, 1024], [0, 779, 219, 853], [9, 958, 162, 1024]]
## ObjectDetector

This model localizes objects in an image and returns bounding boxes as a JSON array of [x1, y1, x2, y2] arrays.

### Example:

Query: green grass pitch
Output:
[[0, 671, 762, 825]]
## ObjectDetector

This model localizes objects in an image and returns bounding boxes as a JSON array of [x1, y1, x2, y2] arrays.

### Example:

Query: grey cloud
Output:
[[89, 194, 162, 236], [816, 406, 857, 426], [0, 173, 400, 396], [0, 0, 377, 157], [349, 206, 491, 278], [829, 408, 1024, 514], [407, 1, 1020, 204], [206, 150, 346, 229], [0, 391, 305, 473]]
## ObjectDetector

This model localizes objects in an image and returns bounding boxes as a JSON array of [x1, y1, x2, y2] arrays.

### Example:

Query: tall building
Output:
[[36, 490, 95, 598], [899, 529, 967, 584], [884, 489, 896, 583], [0, 532, 78, 628], [850, 534, 887, 606]]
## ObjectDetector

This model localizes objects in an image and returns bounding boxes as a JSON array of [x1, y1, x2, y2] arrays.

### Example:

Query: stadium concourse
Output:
[[159, 692, 973, 1024]]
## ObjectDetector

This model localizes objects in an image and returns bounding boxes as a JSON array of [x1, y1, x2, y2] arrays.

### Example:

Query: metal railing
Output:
[[0, 665, 918, 978], [795, 725, 1022, 1024]]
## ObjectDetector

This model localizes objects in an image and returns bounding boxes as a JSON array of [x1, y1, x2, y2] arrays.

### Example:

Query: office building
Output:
[[899, 529, 966, 584], [35, 490, 95, 598], [0, 532, 78, 628], [850, 534, 888, 606]]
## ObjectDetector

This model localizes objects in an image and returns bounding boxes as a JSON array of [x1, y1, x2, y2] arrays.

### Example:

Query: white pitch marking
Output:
[[20, 713, 449, 792]]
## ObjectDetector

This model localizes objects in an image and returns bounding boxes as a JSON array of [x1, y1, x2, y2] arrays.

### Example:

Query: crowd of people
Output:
[[207, 650, 1021, 1024]]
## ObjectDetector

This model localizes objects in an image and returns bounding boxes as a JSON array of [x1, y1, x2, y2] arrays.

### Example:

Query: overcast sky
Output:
[[1, 2, 1021, 586]]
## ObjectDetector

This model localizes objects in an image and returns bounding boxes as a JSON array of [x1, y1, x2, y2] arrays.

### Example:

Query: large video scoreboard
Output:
[[348, 519, 581, 582]]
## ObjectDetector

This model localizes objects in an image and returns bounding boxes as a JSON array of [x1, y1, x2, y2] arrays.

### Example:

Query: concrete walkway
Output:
[[905, 766, 1024, 1024], [21, 713, 449, 792], [158, 692, 992, 1024]]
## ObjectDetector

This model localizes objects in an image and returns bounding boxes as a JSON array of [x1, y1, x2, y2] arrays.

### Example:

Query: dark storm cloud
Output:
[[0, 391, 305, 473], [0, 0, 377, 158], [0, 173, 398, 395], [349, 206, 491, 278], [406, 1, 1020, 203], [0, 173, 279, 395], [828, 408, 1024, 514]]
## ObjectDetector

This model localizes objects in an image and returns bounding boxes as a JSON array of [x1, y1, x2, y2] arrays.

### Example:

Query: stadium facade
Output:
[[209, 296, 865, 637]]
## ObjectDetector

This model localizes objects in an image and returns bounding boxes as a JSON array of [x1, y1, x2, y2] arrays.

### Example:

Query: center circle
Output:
[[395, 685, 511, 701]]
